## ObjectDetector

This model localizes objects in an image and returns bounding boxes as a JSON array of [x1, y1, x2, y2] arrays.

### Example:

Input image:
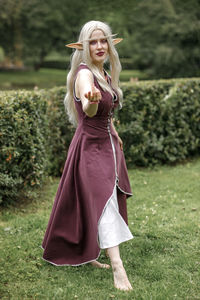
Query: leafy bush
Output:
[[41, 60, 70, 70], [1, 77, 199, 205], [41, 53, 70, 70], [116, 78, 200, 166], [0, 90, 49, 205], [45, 78, 200, 171], [45, 87, 75, 176], [0, 47, 4, 63]]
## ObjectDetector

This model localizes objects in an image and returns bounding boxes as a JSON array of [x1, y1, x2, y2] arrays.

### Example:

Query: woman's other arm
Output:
[[111, 119, 123, 151]]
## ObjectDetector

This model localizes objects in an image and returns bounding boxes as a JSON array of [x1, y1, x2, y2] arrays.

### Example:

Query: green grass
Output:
[[120, 69, 148, 81], [0, 158, 200, 299], [0, 68, 147, 90], [0, 68, 67, 90]]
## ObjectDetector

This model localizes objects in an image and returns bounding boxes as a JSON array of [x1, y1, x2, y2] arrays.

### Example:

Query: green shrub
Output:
[[45, 87, 75, 176], [45, 78, 200, 172], [0, 90, 49, 205], [116, 78, 200, 166], [0, 47, 4, 63], [120, 58, 135, 70], [41, 60, 70, 70], [41, 54, 70, 70], [1, 77, 199, 205]]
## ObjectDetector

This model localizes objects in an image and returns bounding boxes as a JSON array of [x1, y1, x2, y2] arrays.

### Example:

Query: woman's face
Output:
[[89, 30, 108, 67]]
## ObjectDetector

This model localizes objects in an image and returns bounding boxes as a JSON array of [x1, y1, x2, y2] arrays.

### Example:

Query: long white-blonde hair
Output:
[[64, 20, 123, 126]]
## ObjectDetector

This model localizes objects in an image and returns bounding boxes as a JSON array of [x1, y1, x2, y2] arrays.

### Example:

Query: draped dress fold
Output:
[[42, 64, 133, 266]]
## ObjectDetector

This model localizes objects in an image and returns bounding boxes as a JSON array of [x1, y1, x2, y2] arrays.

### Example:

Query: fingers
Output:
[[84, 86, 101, 104], [84, 91, 101, 102]]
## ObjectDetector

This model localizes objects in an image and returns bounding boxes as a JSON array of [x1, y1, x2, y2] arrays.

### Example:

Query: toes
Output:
[[114, 283, 133, 291], [112, 263, 132, 291], [91, 261, 110, 269], [102, 263, 110, 269]]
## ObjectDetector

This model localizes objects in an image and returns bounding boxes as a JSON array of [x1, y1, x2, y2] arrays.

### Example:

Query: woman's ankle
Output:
[[111, 258, 123, 268]]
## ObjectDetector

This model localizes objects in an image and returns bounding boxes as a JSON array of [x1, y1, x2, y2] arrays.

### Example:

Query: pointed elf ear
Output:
[[65, 38, 123, 49], [112, 38, 123, 45], [65, 42, 83, 50]]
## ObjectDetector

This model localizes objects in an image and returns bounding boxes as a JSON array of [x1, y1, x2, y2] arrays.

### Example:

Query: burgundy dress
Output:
[[42, 64, 132, 266]]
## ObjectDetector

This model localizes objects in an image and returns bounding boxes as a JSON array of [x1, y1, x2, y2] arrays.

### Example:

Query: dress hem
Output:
[[41, 246, 101, 267], [117, 184, 132, 196]]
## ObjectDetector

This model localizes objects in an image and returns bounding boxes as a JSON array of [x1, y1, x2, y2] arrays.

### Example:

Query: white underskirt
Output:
[[98, 185, 133, 249]]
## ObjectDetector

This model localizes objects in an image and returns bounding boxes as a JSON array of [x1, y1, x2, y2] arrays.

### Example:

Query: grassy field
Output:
[[0, 68, 147, 90], [0, 158, 200, 299], [0, 68, 67, 90]]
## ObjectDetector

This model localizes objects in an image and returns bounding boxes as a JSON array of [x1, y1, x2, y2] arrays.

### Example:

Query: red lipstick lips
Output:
[[96, 52, 105, 56]]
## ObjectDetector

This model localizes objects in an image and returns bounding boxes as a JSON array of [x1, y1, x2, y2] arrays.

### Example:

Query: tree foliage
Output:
[[0, 0, 199, 77]]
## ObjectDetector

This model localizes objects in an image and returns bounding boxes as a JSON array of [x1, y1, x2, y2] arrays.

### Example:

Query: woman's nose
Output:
[[97, 41, 102, 48]]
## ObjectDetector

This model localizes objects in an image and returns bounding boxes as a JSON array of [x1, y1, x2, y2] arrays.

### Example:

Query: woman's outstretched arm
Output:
[[75, 69, 101, 117]]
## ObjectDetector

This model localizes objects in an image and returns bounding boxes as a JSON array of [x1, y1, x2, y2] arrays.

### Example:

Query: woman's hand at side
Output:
[[117, 135, 123, 151], [111, 119, 123, 151], [75, 69, 101, 117]]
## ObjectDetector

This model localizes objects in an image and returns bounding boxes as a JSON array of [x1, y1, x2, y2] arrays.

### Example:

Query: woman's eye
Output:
[[90, 40, 97, 45], [101, 39, 107, 43]]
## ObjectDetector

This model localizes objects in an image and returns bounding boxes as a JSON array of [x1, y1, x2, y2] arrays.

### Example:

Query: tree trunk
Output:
[[34, 50, 47, 71]]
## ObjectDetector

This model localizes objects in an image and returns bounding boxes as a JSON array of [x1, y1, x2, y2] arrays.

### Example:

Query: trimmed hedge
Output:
[[44, 87, 74, 176], [0, 77, 200, 205], [0, 88, 74, 205], [0, 90, 49, 205], [116, 79, 200, 166], [46, 78, 200, 170], [41, 60, 70, 70]]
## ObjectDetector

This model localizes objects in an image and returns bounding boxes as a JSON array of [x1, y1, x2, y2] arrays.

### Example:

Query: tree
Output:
[[0, 0, 25, 67], [107, 0, 200, 78], [0, 0, 91, 69], [0, 0, 199, 77]]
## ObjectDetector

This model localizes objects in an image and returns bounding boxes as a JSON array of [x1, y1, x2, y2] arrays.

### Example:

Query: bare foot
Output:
[[91, 260, 110, 269], [111, 260, 133, 291]]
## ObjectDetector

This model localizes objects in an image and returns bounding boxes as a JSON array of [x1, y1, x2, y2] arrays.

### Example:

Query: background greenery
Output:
[[0, 0, 199, 79], [0, 1, 199, 298]]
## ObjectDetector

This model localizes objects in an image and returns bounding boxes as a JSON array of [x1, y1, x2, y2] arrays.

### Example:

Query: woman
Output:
[[42, 20, 133, 291]]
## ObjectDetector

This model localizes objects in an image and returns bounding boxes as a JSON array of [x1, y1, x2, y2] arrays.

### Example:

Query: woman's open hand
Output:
[[84, 86, 101, 104]]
